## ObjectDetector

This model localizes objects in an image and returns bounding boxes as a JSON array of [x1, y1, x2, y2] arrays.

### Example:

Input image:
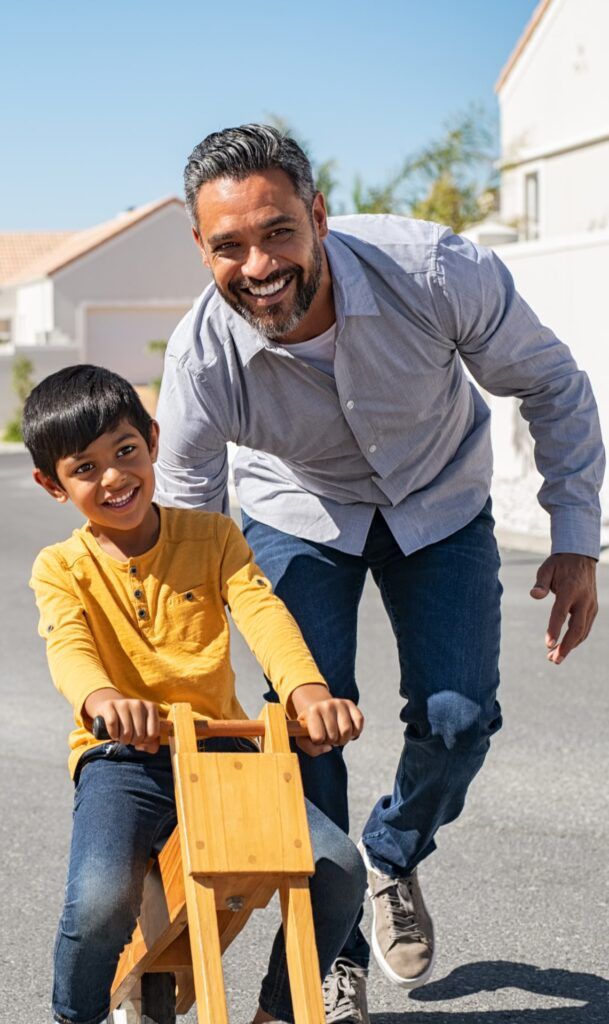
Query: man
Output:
[[155, 124, 603, 1023]]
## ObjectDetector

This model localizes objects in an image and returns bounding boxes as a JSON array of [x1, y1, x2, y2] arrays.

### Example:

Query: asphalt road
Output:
[[1, 450, 608, 1024]]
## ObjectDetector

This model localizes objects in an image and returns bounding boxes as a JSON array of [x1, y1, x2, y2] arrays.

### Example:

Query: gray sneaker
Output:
[[322, 956, 370, 1023], [358, 840, 435, 989]]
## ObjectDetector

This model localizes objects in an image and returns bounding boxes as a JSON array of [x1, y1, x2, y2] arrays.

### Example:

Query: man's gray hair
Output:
[[184, 124, 316, 228]]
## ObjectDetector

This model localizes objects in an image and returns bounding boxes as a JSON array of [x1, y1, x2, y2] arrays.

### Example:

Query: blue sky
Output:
[[2, 0, 538, 229]]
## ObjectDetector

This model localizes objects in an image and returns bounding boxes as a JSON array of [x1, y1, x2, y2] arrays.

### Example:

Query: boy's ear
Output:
[[33, 469, 68, 503], [149, 420, 160, 463]]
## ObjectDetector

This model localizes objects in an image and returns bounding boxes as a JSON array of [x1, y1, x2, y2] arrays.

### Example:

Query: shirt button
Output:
[[368, 444, 377, 453], [133, 589, 143, 599], [129, 566, 138, 576], [346, 399, 355, 410], [184, 592, 194, 601], [137, 608, 147, 620]]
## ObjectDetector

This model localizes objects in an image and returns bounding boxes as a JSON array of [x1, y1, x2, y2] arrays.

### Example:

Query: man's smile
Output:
[[237, 271, 296, 307]]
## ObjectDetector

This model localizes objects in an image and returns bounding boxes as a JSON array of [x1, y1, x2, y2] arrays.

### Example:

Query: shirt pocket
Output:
[[164, 583, 223, 649]]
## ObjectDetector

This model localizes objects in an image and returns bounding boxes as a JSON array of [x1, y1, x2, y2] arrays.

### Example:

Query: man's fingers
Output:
[[531, 559, 554, 599], [549, 606, 590, 663], [546, 598, 570, 649]]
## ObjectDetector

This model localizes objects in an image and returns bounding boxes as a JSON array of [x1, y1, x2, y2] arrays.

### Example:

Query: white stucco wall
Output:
[[499, 0, 609, 238], [488, 231, 609, 543], [12, 279, 54, 347]]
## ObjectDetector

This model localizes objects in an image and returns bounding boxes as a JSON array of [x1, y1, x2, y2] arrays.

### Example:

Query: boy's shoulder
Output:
[[31, 524, 91, 580], [159, 505, 237, 545]]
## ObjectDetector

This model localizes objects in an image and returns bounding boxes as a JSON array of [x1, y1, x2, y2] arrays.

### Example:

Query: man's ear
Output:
[[148, 420, 160, 463], [33, 469, 68, 503], [312, 191, 329, 240], [192, 227, 211, 268]]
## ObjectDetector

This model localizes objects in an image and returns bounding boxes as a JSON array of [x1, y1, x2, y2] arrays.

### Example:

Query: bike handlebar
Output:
[[91, 715, 309, 741]]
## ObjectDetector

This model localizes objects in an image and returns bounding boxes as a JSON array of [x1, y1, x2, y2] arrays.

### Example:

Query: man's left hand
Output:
[[530, 553, 598, 664]]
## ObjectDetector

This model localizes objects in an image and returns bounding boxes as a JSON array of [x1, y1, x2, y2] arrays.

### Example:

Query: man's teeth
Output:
[[246, 276, 290, 297], [105, 488, 135, 508]]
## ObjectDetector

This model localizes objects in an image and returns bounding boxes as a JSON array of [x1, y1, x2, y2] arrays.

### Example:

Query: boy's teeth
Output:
[[106, 488, 135, 507], [247, 276, 289, 297]]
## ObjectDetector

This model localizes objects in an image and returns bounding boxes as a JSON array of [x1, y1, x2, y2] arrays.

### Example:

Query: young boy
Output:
[[25, 364, 366, 1024]]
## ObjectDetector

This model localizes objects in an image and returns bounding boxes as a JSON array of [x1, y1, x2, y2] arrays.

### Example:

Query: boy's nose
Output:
[[101, 466, 127, 488]]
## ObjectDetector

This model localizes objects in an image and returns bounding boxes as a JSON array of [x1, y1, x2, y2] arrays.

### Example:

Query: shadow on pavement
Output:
[[369, 960, 609, 1022]]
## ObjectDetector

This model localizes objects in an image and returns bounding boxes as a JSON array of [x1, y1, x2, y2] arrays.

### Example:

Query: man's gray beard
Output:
[[226, 239, 323, 341]]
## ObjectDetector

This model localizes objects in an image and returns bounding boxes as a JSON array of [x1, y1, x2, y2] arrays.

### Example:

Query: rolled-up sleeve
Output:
[[434, 232, 605, 558]]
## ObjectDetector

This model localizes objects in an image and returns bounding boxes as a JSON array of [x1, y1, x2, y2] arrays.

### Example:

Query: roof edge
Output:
[[495, 0, 554, 93]]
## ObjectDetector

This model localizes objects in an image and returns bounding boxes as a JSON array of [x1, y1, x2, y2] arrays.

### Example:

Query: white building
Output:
[[476, 0, 609, 547], [0, 198, 210, 426]]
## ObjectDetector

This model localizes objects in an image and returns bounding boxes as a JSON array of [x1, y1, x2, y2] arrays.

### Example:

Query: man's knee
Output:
[[411, 690, 502, 752]]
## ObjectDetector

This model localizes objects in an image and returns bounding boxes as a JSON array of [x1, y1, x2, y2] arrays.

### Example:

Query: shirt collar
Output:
[[221, 229, 381, 367]]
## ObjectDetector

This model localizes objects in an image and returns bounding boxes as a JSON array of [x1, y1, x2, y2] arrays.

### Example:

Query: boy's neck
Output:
[[88, 504, 161, 561]]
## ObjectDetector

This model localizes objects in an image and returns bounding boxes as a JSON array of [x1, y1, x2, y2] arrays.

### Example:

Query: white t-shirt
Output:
[[276, 323, 337, 377]]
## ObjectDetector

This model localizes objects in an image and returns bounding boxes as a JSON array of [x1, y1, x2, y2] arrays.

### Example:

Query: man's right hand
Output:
[[83, 688, 161, 753]]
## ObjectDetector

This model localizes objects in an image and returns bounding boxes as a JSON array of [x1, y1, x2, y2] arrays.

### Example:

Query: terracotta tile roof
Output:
[[495, 0, 554, 93], [1, 196, 184, 287], [0, 232, 75, 285]]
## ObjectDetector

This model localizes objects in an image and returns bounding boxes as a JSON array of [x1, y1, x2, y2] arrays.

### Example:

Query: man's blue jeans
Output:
[[52, 740, 365, 1024], [242, 502, 503, 968]]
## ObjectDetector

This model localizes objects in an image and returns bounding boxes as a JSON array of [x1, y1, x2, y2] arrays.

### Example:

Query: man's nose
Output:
[[241, 246, 274, 281]]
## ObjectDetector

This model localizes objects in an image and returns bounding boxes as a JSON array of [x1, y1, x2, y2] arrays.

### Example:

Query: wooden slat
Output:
[[184, 876, 229, 1024], [280, 878, 326, 1024]]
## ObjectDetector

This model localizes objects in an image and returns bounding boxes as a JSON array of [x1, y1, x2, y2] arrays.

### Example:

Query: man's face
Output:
[[193, 169, 330, 341]]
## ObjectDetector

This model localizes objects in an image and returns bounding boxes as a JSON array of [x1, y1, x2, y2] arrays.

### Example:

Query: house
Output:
[[468, 0, 609, 545], [0, 198, 211, 426]]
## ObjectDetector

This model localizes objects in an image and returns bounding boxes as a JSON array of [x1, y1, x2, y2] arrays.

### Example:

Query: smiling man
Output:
[[155, 124, 604, 1024]]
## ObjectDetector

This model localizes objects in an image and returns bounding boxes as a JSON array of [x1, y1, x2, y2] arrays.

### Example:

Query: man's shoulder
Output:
[[165, 282, 230, 369], [329, 214, 449, 252]]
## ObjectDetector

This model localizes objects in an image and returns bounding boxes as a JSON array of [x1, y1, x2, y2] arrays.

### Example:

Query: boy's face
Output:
[[34, 418, 159, 533]]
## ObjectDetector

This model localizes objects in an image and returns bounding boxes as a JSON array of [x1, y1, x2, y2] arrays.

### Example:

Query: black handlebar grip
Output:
[[92, 716, 111, 740]]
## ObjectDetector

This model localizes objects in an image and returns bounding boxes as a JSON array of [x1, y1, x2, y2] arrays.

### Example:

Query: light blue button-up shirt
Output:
[[155, 215, 604, 558]]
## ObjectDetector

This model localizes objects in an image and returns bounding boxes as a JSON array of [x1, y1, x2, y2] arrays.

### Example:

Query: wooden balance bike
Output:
[[94, 702, 326, 1024]]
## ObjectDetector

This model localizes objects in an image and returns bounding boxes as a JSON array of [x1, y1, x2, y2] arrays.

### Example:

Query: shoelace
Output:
[[323, 958, 365, 1023], [374, 877, 427, 944]]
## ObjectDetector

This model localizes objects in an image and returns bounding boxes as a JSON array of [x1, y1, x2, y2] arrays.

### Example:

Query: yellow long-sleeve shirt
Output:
[[30, 506, 326, 777]]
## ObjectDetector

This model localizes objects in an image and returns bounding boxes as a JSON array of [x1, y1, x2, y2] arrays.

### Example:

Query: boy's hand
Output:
[[84, 688, 161, 753], [289, 683, 364, 757]]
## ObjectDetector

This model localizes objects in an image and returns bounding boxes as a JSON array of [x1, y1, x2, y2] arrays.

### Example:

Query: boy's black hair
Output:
[[23, 364, 154, 485]]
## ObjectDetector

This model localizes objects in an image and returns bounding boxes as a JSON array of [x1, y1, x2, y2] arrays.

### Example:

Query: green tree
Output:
[[401, 106, 498, 231], [3, 355, 34, 442]]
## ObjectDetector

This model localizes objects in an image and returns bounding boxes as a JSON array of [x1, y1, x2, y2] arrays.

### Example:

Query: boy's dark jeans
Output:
[[243, 501, 504, 968], [53, 740, 365, 1024]]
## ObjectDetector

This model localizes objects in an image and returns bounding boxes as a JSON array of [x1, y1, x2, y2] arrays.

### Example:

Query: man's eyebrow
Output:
[[66, 432, 138, 461], [207, 215, 298, 247]]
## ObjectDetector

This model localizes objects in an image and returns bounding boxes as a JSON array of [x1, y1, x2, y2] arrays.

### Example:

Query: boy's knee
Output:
[[65, 872, 138, 946]]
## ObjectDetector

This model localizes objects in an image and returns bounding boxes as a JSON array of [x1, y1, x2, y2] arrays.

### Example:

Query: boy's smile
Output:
[[34, 418, 160, 558]]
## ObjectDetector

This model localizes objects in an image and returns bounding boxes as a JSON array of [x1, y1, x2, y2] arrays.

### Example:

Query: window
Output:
[[524, 172, 540, 240]]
